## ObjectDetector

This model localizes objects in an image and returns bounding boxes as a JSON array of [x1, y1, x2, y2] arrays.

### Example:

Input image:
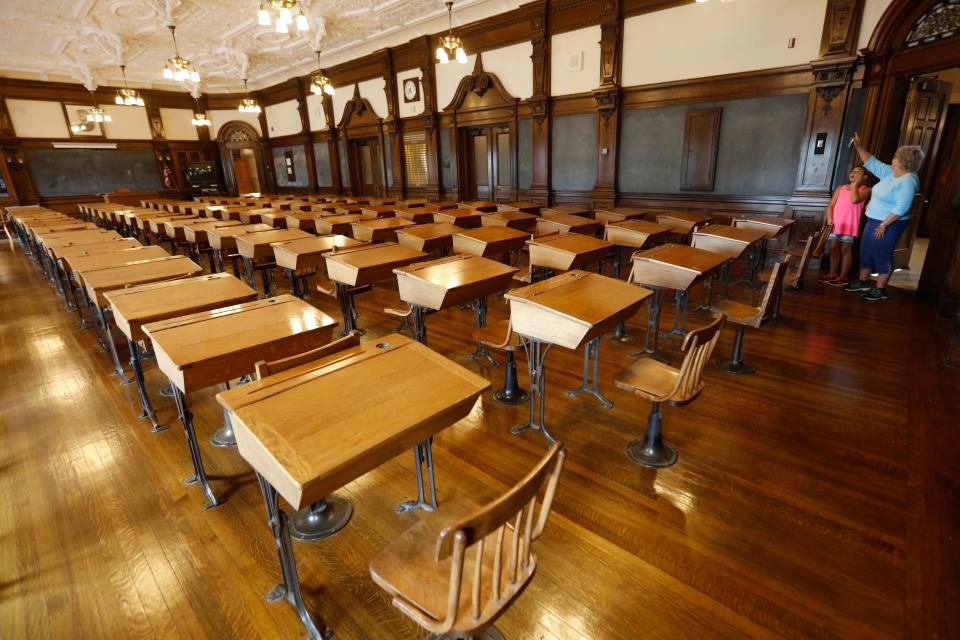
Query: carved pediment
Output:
[[338, 84, 383, 129], [442, 53, 518, 112]]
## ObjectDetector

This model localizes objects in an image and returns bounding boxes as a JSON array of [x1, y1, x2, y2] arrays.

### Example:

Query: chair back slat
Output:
[[812, 223, 832, 258], [670, 315, 725, 403], [254, 330, 361, 379], [786, 236, 813, 288], [759, 258, 790, 323]]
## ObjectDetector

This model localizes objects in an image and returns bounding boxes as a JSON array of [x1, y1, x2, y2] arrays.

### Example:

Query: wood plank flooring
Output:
[[1, 234, 957, 639]]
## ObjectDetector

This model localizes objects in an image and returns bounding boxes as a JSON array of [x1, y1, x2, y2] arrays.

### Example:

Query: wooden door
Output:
[[894, 78, 951, 269], [233, 151, 255, 194], [468, 128, 492, 200], [352, 137, 383, 197], [466, 126, 512, 201], [491, 126, 513, 202]]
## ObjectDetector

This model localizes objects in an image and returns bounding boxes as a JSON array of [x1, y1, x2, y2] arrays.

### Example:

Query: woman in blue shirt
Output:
[[845, 132, 924, 301]]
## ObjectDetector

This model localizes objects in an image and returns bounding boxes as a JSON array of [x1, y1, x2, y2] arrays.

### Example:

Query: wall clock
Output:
[[403, 78, 420, 103]]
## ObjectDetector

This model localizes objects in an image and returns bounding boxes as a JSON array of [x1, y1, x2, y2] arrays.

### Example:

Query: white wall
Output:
[[210, 109, 262, 139], [305, 93, 327, 131], [551, 26, 601, 96], [622, 0, 828, 86], [396, 68, 424, 118], [435, 41, 533, 109], [331, 86, 351, 127], [858, 0, 895, 50], [264, 99, 302, 137], [101, 105, 152, 139], [6, 99, 68, 138], [159, 107, 199, 141], [358, 77, 388, 120]]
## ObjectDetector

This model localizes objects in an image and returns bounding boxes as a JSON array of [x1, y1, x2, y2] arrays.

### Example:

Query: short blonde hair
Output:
[[894, 146, 925, 173]]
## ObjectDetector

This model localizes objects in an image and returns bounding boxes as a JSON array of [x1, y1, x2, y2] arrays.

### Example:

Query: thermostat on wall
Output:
[[568, 51, 583, 72]]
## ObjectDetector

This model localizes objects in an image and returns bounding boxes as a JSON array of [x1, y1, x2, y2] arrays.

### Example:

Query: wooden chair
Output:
[[370, 443, 566, 639], [711, 257, 788, 375], [613, 315, 725, 468], [473, 319, 527, 405], [253, 330, 362, 542]]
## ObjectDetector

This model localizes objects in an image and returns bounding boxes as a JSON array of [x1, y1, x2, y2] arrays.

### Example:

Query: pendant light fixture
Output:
[[309, 51, 334, 96], [72, 90, 111, 132], [163, 25, 200, 82], [191, 96, 211, 127], [436, 1, 466, 64], [114, 65, 145, 106], [257, 1, 309, 33], [238, 78, 262, 113]]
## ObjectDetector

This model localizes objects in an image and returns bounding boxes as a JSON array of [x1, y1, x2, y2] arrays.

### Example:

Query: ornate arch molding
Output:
[[337, 84, 383, 129], [217, 120, 260, 143], [441, 53, 518, 113], [865, 0, 959, 53]]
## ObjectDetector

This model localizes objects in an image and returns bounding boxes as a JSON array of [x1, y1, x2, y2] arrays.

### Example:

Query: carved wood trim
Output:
[[441, 53, 520, 113], [820, 0, 865, 58], [337, 84, 384, 130]]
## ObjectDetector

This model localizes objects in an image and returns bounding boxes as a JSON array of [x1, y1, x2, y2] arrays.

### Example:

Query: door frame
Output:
[[217, 121, 268, 196], [456, 123, 516, 203]]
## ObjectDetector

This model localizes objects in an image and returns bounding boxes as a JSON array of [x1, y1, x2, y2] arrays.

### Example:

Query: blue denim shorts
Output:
[[859, 218, 908, 275], [828, 233, 856, 244]]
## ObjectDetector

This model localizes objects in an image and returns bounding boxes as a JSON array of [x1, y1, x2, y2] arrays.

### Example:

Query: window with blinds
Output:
[[403, 131, 428, 187]]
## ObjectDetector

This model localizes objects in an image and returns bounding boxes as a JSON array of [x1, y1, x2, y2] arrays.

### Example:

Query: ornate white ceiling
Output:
[[0, 0, 524, 93]]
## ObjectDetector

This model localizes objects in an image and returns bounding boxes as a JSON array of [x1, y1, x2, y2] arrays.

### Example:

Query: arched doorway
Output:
[[860, 0, 960, 308], [217, 121, 268, 196]]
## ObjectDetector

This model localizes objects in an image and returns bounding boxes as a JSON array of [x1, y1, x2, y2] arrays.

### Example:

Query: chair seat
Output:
[[614, 358, 680, 401], [369, 494, 531, 629], [711, 299, 761, 326], [384, 305, 412, 318], [473, 319, 522, 350]]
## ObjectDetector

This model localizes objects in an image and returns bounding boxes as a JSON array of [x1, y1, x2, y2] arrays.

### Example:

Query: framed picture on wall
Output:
[[150, 115, 166, 140], [62, 103, 105, 138]]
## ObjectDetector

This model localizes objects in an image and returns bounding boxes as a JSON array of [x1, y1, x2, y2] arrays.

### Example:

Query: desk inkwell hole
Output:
[[376, 342, 389, 349]]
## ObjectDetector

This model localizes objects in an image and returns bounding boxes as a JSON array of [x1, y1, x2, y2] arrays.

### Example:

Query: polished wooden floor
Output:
[[2, 234, 958, 639]]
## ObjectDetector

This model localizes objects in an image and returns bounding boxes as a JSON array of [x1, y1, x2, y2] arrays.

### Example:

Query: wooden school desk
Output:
[[393, 208, 436, 224], [144, 295, 337, 509], [506, 271, 651, 441], [593, 207, 651, 225], [480, 210, 538, 232], [395, 222, 459, 254], [206, 223, 273, 273], [105, 273, 258, 433], [432, 208, 482, 227], [692, 224, 767, 286], [535, 214, 600, 236], [272, 235, 364, 298], [324, 243, 426, 334], [655, 211, 712, 235], [452, 227, 529, 263], [540, 205, 592, 218], [284, 211, 332, 233], [604, 219, 674, 277], [235, 229, 313, 296], [498, 201, 543, 214], [629, 244, 728, 361], [527, 233, 612, 277], [216, 334, 488, 639], [459, 200, 498, 212], [394, 255, 517, 354], [314, 214, 361, 236], [350, 217, 416, 243]]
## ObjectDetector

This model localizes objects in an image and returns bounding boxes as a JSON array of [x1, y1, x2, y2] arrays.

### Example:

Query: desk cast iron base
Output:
[[512, 339, 556, 444]]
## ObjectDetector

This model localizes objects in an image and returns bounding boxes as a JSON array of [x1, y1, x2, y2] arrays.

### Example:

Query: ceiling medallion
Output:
[[436, 1, 467, 64], [258, 0, 309, 34], [115, 64, 145, 107], [163, 25, 200, 82], [238, 78, 262, 113], [309, 50, 334, 96]]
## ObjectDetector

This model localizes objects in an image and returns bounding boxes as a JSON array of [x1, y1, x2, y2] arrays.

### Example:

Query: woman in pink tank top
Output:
[[819, 166, 871, 286]]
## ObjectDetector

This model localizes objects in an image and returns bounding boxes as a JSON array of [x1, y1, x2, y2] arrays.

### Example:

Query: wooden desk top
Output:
[[144, 295, 338, 393], [284, 211, 331, 232], [395, 254, 517, 310], [359, 205, 398, 219], [55, 238, 142, 261], [314, 214, 362, 235], [506, 270, 652, 349], [324, 242, 427, 287], [452, 226, 529, 257], [148, 215, 198, 234], [691, 225, 767, 259], [394, 208, 436, 224], [238, 208, 271, 224], [78, 255, 203, 306], [527, 233, 612, 271], [206, 223, 274, 250], [106, 272, 258, 342], [272, 235, 364, 271], [181, 220, 244, 244], [630, 243, 729, 290], [256, 210, 291, 228], [423, 200, 458, 211], [604, 220, 674, 249], [63, 245, 170, 275], [216, 334, 489, 509], [593, 207, 651, 224], [656, 211, 712, 233], [350, 218, 416, 243], [733, 216, 795, 239], [498, 201, 542, 214], [395, 222, 459, 252], [331, 205, 363, 216], [432, 208, 482, 227], [480, 211, 538, 231], [459, 200, 498, 212], [235, 229, 313, 261], [541, 205, 592, 218], [42, 231, 123, 257], [536, 215, 600, 235]]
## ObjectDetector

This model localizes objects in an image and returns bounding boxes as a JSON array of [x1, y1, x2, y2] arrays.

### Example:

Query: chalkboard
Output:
[[313, 142, 333, 187], [518, 118, 532, 190], [552, 113, 597, 191], [25, 148, 162, 197], [618, 94, 808, 196]]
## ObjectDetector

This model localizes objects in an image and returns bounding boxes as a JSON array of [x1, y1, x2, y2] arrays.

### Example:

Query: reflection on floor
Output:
[[888, 237, 927, 291]]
